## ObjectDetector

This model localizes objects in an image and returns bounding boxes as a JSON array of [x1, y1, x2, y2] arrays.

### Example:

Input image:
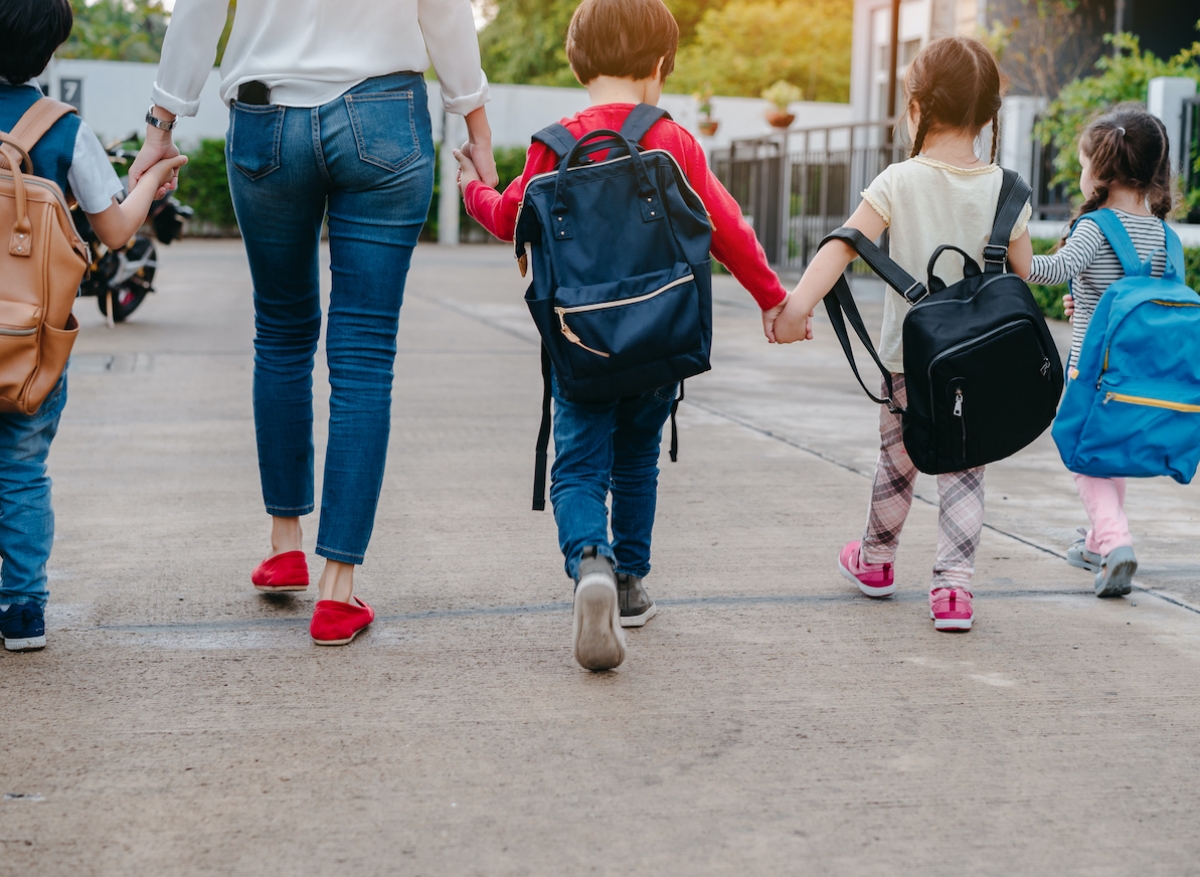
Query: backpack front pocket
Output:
[[553, 263, 702, 379]]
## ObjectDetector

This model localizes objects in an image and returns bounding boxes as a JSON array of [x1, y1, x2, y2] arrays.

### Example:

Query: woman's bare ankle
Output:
[[318, 560, 355, 602], [270, 516, 303, 556]]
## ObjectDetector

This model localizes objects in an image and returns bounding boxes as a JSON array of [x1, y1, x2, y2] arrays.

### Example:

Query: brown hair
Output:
[[566, 0, 679, 85], [904, 37, 1004, 163], [1075, 104, 1174, 222]]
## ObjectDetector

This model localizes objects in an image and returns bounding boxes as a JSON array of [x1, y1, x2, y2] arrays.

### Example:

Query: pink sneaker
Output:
[[838, 541, 895, 598], [930, 588, 973, 631]]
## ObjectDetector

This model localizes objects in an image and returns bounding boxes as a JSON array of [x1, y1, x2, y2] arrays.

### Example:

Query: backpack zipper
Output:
[[554, 273, 695, 357], [1103, 392, 1200, 413], [0, 326, 36, 336], [953, 387, 966, 456]]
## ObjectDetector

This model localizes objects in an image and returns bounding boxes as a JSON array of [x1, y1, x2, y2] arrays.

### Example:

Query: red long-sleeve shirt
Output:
[[463, 103, 788, 310]]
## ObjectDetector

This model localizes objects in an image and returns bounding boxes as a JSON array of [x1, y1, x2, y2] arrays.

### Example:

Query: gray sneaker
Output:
[[1095, 545, 1137, 598], [617, 573, 658, 628], [573, 547, 626, 671], [1067, 528, 1102, 572]]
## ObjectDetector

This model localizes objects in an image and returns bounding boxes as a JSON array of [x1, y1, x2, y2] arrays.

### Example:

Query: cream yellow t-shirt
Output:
[[860, 156, 1032, 373]]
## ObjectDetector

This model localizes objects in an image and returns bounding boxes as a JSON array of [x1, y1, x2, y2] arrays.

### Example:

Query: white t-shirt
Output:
[[861, 156, 1032, 373], [153, 0, 489, 117], [13, 81, 124, 215]]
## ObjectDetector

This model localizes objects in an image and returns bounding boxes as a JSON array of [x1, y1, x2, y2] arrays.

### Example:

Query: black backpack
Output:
[[822, 169, 1064, 474], [515, 105, 714, 508]]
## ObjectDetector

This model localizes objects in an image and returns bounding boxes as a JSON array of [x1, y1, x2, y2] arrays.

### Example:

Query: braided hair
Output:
[[904, 37, 1004, 164]]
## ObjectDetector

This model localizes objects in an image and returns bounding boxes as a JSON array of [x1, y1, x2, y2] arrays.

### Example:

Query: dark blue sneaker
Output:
[[0, 603, 46, 651]]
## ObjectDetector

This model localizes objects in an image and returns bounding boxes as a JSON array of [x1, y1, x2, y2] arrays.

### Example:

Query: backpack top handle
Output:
[[549, 128, 664, 240], [926, 244, 983, 293]]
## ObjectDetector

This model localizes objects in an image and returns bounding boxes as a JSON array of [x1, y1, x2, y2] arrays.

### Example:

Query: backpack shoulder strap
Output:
[[531, 123, 577, 162], [1079, 209, 1141, 277], [818, 227, 926, 412], [983, 168, 1032, 273], [619, 104, 671, 145], [1163, 222, 1187, 283], [0, 99, 77, 175], [7, 98, 77, 152]]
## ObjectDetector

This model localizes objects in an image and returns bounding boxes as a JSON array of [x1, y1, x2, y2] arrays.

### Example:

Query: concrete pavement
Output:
[[2, 240, 1200, 875]]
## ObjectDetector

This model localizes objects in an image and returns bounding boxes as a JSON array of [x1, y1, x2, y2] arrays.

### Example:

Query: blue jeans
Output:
[[226, 73, 435, 564], [550, 375, 677, 582], [0, 375, 66, 608]]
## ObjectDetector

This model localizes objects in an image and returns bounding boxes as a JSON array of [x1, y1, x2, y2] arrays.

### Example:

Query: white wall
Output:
[[40, 58, 851, 150], [42, 58, 226, 146]]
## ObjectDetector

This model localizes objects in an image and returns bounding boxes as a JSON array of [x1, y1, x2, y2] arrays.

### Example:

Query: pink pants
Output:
[[1074, 474, 1132, 556]]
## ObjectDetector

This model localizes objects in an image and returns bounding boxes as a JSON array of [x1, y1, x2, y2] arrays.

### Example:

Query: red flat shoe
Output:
[[251, 551, 309, 592], [310, 596, 374, 646]]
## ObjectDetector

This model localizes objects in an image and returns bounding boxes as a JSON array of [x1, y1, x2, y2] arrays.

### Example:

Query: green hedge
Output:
[[1031, 238, 1200, 321], [175, 138, 238, 231], [171, 138, 532, 239], [424, 145, 529, 242]]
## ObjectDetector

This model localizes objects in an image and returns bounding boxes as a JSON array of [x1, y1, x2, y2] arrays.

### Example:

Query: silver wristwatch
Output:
[[145, 106, 178, 131]]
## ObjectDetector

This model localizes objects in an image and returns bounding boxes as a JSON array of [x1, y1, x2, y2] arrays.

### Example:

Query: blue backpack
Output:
[[515, 105, 713, 509], [1051, 209, 1200, 483]]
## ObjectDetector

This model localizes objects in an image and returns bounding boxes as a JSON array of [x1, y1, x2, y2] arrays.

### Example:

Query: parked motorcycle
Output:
[[72, 139, 194, 324]]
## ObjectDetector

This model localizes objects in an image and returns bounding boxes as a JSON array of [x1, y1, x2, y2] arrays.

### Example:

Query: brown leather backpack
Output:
[[0, 98, 90, 415]]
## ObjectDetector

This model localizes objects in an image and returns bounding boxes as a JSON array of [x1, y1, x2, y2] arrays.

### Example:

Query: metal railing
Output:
[[712, 122, 904, 270], [712, 119, 1084, 267]]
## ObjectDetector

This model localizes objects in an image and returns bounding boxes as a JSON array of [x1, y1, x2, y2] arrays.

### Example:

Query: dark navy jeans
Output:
[[549, 374, 677, 582], [226, 72, 434, 564], [0, 375, 66, 608]]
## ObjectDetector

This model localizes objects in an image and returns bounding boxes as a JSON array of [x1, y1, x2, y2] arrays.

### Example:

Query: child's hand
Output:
[[1062, 293, 1075, 321], [452, 146, 482, 196], [773, 295, 815, 344], [761, 300, 785, 342], [141, 154, 188, 194]]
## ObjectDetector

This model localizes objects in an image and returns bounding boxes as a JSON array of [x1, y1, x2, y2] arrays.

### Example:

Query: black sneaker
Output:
[[0, 602, 46, 651], [572, 547, 625, 671], [617, 573, 658, 628]]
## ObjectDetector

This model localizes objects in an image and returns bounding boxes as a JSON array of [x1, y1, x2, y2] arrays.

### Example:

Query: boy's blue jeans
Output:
[[0, 375, 66, 609], [226, 72, 434, 564], [550, 374, 677, 582]]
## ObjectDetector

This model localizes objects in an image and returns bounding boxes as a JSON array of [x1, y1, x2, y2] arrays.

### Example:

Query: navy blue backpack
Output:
[[515, 105, 713, 509]]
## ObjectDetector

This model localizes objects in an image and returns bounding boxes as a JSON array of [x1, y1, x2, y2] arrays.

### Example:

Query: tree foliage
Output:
[[478, 0, 580, 87], [1034, 33, 1200, 209], [59, 0, 169, 63], [477, 0, 850, 100], [670, 0, 851, 100], [984, 0, 1110, 98]]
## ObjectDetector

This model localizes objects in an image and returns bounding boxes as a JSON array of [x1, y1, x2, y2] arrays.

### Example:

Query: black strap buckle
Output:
[[982, 243, 1008, 267], [903, 281, 928, 304]]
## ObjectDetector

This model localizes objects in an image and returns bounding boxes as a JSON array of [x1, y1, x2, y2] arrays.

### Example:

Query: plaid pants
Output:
[[859, 374, 985, 590]]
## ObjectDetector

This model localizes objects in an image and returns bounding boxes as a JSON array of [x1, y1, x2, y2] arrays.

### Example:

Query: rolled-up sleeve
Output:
[[151, 0, 230, 117], [418, 0, 490, 115]]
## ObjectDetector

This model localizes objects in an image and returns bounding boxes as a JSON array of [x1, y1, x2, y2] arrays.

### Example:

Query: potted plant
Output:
[[694, 85, 719, 137], [762, 80, 801, 129]]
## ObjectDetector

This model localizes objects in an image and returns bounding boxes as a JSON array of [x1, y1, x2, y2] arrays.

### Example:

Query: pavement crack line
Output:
[[410, 293, 1200, 618]]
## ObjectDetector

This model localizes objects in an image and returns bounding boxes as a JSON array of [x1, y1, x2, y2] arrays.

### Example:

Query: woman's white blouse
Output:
[[152, 0, 489, 117]]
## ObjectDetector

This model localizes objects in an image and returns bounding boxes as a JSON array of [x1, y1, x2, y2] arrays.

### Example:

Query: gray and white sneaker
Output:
[[617, 573, 657, 628], [1095, 545, 1137, 598], [1067, 528, 1102, 572], [573, 547, 626, 671]]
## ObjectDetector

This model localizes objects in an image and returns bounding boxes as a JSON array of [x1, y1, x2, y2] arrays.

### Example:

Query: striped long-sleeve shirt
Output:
[[1028, 210, 1166, 368]]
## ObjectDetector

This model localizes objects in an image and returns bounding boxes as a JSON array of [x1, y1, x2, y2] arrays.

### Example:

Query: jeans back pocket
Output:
[[228, 103, 285, 181], [344, 92, 420, 173]]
